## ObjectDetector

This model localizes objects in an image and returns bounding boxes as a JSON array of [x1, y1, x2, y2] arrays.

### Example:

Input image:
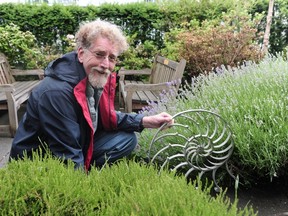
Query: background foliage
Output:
[[176, 11, 263, 77], [0, 0, 287, 77]]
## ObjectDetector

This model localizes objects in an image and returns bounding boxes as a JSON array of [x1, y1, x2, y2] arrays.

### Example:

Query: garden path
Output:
[[226, 180, 288, 216]]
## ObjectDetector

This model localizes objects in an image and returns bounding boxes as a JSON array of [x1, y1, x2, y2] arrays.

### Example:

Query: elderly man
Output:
[[9, 19, 173, 171]]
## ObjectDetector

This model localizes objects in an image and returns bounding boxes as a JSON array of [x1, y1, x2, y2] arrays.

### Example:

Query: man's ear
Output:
[[77, 47, 85, 63]]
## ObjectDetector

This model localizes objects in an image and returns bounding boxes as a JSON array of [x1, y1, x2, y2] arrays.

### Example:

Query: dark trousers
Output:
[[91, 130, 137, 166]]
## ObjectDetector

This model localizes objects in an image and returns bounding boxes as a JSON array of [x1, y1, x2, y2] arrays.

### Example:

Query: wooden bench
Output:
[[118, 55, 186, 113], [0, 53, 44, 137]]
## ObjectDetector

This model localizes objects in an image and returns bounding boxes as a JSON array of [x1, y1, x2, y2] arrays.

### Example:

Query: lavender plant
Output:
[[138, 53, 288, 185]]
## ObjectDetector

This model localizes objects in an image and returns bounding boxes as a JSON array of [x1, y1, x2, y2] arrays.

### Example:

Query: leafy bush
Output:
[[0, 23, 44, 69], [138, 54, 288, 186], [0, 154, 255, 215], [118, 35, 158, 71], [176, 11, 264, 78]]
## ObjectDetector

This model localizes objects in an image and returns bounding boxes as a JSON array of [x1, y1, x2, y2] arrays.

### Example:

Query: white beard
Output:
[[88, 67, 111, 88]]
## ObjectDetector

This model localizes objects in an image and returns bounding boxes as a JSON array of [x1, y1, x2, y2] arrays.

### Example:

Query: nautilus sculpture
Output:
[[148, 109, 235, 192]]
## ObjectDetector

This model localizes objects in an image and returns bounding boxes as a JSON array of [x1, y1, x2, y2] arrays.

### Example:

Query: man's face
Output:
[[77, 37, 118, 88]]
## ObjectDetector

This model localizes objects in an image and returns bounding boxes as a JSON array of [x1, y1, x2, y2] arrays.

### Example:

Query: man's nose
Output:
[[100, 56, 110, 68]]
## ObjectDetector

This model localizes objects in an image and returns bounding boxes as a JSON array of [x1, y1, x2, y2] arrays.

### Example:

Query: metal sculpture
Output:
[[148, 109, 235, 192]]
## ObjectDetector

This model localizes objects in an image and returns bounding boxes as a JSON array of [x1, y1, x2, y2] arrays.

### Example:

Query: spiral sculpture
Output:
[[148, 109, 235, 192]]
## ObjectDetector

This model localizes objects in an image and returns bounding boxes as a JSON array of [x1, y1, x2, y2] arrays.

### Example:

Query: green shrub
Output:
[[118, 35, 158, 71], [138, 54, 288, 186], [0, 153, 255, 215], [0, 23, 44, 69], [177, 11, 263, 78]]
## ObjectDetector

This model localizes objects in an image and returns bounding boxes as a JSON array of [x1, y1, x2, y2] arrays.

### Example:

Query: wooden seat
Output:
[[118, 55, 186, 113], [0, 53, 43, 137]]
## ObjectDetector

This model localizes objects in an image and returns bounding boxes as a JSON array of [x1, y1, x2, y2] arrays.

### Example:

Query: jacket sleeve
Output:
[[116, 112, 145, 132], [38, 88, 85, 168]]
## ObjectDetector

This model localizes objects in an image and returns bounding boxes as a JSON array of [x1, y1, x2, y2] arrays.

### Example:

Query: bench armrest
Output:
[[118, 67, 152, 81], [0, 84, 15, 93], [124, 82, 173, 92], [11, 69, 44, 79]]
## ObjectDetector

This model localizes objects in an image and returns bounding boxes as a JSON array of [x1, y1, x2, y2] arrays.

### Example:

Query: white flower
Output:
[[66, 34, 75, 40]]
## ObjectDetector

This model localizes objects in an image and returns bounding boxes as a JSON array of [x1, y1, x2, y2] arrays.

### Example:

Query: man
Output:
[[9, 19, 173, 171]]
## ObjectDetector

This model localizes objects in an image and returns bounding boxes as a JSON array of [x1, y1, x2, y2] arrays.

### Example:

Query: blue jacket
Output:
[[10, 52, 144, 170]]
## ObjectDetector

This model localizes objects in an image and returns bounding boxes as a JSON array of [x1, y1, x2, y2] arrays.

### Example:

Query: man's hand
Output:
[[142, 112, 174, 129]]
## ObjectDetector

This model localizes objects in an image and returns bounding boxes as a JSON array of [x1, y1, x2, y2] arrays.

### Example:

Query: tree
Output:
[[262, 0, 275, 54]]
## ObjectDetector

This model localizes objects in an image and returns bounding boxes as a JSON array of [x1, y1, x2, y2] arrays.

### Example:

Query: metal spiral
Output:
[[148, 109, 235, 192]]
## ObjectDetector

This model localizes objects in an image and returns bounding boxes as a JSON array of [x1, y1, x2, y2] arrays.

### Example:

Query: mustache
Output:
[[91, 67, 111, 75]]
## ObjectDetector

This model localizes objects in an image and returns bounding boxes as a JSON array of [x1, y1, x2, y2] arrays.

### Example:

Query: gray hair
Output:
[[75, 19, 129, 55]]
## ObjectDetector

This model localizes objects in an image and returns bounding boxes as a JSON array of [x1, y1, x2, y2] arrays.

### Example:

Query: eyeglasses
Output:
[[86, 49, 118, 64]]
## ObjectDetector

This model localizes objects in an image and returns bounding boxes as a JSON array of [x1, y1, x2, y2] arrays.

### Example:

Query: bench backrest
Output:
[[0, 53, 14, 84], [149, 55, 186, 89]]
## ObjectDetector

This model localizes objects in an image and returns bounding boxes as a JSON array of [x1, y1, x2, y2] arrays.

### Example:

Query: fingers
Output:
[[142, 112, 174, 129], [161, 113, 174, 124], [161, 118, 174, 130]]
